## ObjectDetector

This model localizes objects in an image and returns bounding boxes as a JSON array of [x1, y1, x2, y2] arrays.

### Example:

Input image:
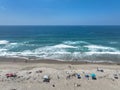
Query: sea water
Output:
[[0, 25, 120, 62]]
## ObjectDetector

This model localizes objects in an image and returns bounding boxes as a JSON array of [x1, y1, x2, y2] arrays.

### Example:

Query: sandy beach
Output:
[[0, 58, 120, 90]]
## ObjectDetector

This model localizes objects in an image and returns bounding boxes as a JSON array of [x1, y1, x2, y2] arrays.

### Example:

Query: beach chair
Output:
[[97, 67, 104, 72], [85, 74, 89, 79], [43, 75, 50, 82], [6, 73, 17, 78], [114, 74, 118, 79], [76, 73, 81, 79]]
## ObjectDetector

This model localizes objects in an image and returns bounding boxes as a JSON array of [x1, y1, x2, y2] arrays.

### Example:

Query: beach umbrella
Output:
[[43, 75, 49, 79], [43, 75, 50, 82], [91, 73, 96, 77], [90, 73, 97, 80]]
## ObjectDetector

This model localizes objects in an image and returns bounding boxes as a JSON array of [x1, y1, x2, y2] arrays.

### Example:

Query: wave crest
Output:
[[53, 44, 77, 48], [84, 45, 118, 52], [63, 41, 89, 45], [0, 40, 9, 45], [0, 40, 120, 62]]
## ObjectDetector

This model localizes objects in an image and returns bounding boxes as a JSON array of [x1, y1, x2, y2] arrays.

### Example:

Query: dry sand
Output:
[[0, 58, 120, 90]]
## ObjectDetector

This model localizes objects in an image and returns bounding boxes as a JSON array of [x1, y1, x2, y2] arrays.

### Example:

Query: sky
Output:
[[0, 0, 120, 25]]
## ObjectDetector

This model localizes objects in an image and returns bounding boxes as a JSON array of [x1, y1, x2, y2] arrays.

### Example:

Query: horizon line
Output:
[[0, 25, 120, 26]]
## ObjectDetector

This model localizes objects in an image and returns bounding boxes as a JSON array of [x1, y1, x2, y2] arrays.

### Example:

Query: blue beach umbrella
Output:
[[91, 73, 96, 77], [90, 73, 97, 80]]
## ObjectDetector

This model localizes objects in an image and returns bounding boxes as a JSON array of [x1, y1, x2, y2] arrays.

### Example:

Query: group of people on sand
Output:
[[0, 67, 119, 85], [66, 72, 97, 80]]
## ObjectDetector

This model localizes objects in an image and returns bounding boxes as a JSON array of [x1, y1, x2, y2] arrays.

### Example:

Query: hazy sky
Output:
[[0, 0, 120, 25]]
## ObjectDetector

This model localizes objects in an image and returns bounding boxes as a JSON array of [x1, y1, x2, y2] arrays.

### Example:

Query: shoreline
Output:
[[0, 57, 120, 65]]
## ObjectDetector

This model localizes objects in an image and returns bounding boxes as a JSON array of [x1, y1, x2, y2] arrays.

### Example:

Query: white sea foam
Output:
[[85, 51, 120, 55], [10, 43, 18, 45], [15, 44, 76, 57], [0, 49, 8, 52], [0, 40, 9, 44], [63, 41, 89, 45], [53, 44, 77, 48], [3, 42, 19, 50], [84, 45, 118, 52], [13, 45, 69, 58], [0, 42, 120, 62]]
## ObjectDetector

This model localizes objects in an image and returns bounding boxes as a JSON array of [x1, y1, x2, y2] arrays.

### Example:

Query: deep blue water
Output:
[[0, 26, 120, 62]]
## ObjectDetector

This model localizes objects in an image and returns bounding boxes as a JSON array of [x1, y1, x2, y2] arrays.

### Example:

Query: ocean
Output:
[[0, 26, 120, 62]]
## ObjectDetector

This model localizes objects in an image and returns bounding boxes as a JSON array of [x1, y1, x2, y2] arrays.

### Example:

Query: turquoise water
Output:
[[0, 26, 120, 62]]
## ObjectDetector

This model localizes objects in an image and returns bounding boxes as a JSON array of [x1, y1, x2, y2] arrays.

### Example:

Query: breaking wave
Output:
[[84, 45, 118, 52], [0, 40, 9, 44], [63, 41, 90, 45], [0, 40, 120, 62]]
